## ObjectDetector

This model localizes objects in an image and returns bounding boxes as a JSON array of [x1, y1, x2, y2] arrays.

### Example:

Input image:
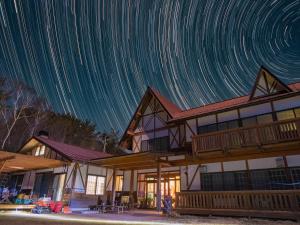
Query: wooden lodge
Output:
[[3, 67, 300, 219]]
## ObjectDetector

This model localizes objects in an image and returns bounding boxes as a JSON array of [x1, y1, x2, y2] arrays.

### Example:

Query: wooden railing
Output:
[[192, 118, 300, 154], [176, 190, 300, 219]]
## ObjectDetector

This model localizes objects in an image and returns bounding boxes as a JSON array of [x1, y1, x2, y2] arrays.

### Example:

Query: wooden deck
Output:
[[175, 190, 300, 220], [192, 118, 300, 154]]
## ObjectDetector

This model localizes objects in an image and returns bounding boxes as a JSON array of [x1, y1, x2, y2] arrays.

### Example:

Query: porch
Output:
[[176, 190, 300, 220]]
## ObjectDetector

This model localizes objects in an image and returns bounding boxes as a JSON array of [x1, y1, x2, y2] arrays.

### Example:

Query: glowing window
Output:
[[86, 175, 105, 195], [35, 146, 40, 156], [115, 175, 123, 192]]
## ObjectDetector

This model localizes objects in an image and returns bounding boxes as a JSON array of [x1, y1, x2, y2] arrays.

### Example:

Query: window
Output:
[[277, 110, 295, 121], [115, 175, 123, 192], [223, 171, 249, 190], [35, 146, 45, 156], [197, 124, 218, 134], [242, 117, 257, 127], [201, 173, 223, 191], [294, 108, 300, 118], [86, 175, 105, 195], [218, 120, 239, 130], [141, 136, 169, 152], [257, 114, 273, 124]]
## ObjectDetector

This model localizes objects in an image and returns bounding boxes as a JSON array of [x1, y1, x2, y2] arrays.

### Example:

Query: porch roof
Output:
[[92, 151, 187, 170], [0, 150, 67, 173]]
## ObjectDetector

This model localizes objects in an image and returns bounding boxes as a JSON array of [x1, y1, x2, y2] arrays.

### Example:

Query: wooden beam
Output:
[[187, 165, 200, 190], [111, 168, 116, 206], [127, 130, 135, 136], [129, 169, 134, 207], [0, 156, 15, 162], [156, 162, 162, 211]]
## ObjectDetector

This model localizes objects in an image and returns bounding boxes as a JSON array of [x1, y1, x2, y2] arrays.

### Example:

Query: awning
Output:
[[92, 151, 187, 170], [0, 150, 67, 173]]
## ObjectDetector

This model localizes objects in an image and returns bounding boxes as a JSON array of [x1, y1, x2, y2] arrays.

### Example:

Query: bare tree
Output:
[[0, 78, 48, 150]]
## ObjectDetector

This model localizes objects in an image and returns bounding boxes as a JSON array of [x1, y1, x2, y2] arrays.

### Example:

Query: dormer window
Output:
[[35, 145, 45, 156]]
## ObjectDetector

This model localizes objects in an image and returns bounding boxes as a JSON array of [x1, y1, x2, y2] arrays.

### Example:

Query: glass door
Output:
[[138, 172, 180, 208]]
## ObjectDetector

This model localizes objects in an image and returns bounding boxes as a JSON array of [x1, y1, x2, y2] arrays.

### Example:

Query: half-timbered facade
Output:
[[8, 135, 113, 210], [93, 67, 300, 219]]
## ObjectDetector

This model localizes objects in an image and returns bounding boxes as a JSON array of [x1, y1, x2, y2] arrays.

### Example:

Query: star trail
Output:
[[0, 0, 299, 132]]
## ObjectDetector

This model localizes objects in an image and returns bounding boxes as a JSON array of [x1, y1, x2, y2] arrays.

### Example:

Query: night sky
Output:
[[0, 0, 299, 132]]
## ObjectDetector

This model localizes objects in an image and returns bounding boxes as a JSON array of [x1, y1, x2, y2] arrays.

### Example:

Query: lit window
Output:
[[295, 108, 300, 118], [277, 110, 295, 121], [115, 175, 123, 192], [86, 175, 105, 195], [96, 177, 105, 195], [257, 114, 273, 124], [35, 146, 40, 156], [35, 146, 45, 156], [39, 146, 45, 155]]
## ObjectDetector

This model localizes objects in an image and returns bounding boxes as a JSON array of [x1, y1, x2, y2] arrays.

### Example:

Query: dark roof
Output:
[[169, 82, 300, 121], [34, 136, 111, 162]]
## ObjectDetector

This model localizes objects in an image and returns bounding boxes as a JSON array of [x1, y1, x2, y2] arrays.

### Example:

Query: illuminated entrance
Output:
[[137, 172, 180, 208]]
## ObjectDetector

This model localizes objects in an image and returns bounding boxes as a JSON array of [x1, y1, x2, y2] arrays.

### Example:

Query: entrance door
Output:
[[138, 172, 180, 208]]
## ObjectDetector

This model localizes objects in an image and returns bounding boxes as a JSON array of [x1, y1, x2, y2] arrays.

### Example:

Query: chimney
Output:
[[38, 130, 49, 139]]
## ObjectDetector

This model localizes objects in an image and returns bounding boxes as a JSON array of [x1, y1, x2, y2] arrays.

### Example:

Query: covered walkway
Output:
[[0, 150, 67, 173]]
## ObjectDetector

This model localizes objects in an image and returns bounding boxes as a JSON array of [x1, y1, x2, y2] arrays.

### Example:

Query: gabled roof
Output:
[[249, 67, 292, 100], [119, 87, 181, 148], [20, 136, 111, 163], [149, 87, 182, 116]]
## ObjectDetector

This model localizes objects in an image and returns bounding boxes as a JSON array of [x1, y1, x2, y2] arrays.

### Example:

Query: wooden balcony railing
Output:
[[176, 190, 300, 220], [192, 118, 300, 154]]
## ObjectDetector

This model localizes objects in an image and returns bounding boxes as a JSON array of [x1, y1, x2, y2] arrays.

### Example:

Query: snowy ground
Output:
[[0, 211, 298, 225]]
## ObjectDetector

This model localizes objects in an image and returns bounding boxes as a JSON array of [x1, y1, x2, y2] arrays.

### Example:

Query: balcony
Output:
[[192, 118, 300, 155]]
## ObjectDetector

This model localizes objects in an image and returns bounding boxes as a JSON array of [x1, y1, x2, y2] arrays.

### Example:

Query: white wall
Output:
[[273, 96, 300, 111], [87, 165, 106, 176], [248, 157, 281, 170], [239, 103, 272, 118], [201, 162, 222, 173], [217, 110, 238, 122], [53, 166, 67, 174], [223, 160, 246, 171], [105, 168, 113, 191], [73, 164, 88, 193], [155, 129, 168, 138], [169, 127, 179, 149], [123, 171, 131, 191], [197, 115, 216, 126], [187, 165, 200, 190], [286, 155, 300, 167], [186, 119, 197, 142]]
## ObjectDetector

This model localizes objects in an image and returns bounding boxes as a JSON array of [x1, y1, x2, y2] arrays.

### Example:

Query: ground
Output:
[[0, 211, 299, 225]]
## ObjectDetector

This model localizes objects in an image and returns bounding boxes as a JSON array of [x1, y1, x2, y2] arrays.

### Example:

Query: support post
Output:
[[111, 168, 116, 206], [129, 169, 134, 208], [156, 162, 161, 211]]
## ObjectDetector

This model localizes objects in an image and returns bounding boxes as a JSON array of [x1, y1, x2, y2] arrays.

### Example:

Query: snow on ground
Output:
[[0, 211, 298, 225]]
